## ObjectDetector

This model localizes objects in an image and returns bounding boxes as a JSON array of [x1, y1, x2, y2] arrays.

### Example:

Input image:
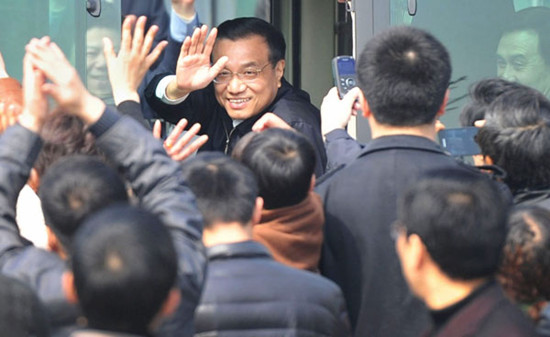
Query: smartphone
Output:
[[438, 127, 481, 157], [332, 56, 357, 99]]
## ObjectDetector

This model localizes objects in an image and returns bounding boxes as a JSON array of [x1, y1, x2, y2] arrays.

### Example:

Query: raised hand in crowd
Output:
[[320, 86, 362, 139], [103, 15, 168, 105], [0, 52, 8, 78], [251, 112, 292, 132], [0, 102, 21, 133], [153, 118, 208, 161], [166, 25, 228, 99], [17, 51, 49, 133], [25, 37, 105, 125]]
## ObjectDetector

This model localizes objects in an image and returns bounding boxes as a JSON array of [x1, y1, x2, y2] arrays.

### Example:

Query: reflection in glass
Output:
[[86, 0, 121, 105]]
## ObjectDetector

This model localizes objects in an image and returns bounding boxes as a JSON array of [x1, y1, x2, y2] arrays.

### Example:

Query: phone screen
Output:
[[337, 57, 355, 75], [438, 127, 481, 157]]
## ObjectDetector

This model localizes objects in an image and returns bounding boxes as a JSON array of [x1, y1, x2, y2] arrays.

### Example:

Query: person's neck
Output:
[[202, 222, 253, 247], [369, 119, 438, 141], [422, 275, 488, 311]]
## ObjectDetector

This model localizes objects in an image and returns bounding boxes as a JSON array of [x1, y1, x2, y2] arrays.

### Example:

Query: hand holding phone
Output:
[[332, 56, 357, 99], [438, 127, 481, 157]]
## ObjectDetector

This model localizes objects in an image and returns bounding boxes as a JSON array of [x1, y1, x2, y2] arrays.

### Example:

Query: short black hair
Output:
[[501, 7, 550, 65], [71, 204, 177, 335], [357, 26, 451, 126], [499, 206, 550, 306], [398, 168, 509, 280], [0, 274, 50, 337], [216, 17, 286, 65], [180, 152, 259, 228], [232, 128, 315, 209], [475, 85, 550, 194], [459, 78, 523, 127], [38, 155, 128, 252]]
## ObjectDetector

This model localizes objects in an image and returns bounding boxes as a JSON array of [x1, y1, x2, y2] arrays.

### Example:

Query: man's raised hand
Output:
[[103, 15, 168, 105], [166, 26, 228, 99]]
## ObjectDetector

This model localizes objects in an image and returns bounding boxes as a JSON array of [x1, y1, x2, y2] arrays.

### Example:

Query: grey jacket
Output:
[[0, 108, 205, 336]]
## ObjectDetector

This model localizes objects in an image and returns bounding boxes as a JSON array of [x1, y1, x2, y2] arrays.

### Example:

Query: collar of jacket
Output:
[[357, 134, 445, 159], [514, 187, 550, 205], [206, 240, 272, 262]]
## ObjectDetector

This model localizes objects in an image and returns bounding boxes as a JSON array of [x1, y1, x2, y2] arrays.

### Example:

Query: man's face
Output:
[[212, 35, 285, 120], [496, 30, 550, 95]]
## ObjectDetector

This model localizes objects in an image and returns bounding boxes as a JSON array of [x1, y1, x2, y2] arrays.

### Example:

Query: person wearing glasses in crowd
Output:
[[145, 17, 327, 177]]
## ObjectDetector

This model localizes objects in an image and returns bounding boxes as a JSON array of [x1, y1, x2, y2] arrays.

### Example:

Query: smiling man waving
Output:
[[146, 18, 326, 176]]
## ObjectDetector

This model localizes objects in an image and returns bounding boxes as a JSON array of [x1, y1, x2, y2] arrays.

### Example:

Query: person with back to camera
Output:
[[315, 26, 493, 337]]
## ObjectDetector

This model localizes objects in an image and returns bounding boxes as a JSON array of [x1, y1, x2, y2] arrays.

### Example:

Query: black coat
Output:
[[195, 240, 351, 337], [145, 76, 327, 177], [424, 283, 536, 337], [316, 135, 484, 337]]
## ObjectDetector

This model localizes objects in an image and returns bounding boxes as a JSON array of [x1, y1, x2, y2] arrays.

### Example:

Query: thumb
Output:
[[103, 38, 116, 65], [152, 119, 162, 139]]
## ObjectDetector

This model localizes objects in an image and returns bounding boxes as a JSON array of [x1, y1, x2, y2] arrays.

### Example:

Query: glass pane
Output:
[[0, 1, 86, 82], [86, 0, 121, 105], [193, 0, 270, 27]]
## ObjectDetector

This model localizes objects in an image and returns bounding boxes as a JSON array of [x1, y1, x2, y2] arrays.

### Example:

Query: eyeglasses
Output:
[[213, 63, 271, 84]]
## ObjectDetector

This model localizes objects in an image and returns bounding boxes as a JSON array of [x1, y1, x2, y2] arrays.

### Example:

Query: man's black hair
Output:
[[38, 155, 128, 252], [398, 168, 509, 280], [232, 128, 315, 209], [0, 274, 50, 337], [499, 205, 550, 305], [459, 78, 523, 127], [180, 152, 259, 228], [357, 26, 451, 126], [501, 7, 550, 66], [71, 204, 177, 335], [216, 17, 286, 65], [475, 85, 550, 194]]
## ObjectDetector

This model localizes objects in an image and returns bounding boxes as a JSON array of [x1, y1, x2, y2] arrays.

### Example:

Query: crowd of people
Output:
[[0, 1, 549, 337]]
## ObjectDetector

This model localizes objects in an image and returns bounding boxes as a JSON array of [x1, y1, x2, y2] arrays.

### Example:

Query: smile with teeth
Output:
[[228, 98, 251, 103]]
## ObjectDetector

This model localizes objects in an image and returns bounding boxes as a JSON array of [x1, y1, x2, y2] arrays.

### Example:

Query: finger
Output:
[[180, 36, 192, 58], [170, 122, 201, 153], [164, 118, 188, 148], [7, 104, 21, 125], [474, 120, 486, 128], [121, 15, 136, 52], [132, 16, 147, 54], [49, 42, 68, 60], [145, 40, 168, 69], [142, 24, 159, 57], [102, 37, 116, 66], [41, 83, 62, 102], [203, 27, 217, 57], [152, 120, 162, 139], [196, 25, 209, 54], [188, 27, 202, 55], [208, 56, 229, 79], [171, 135, 209, 161]]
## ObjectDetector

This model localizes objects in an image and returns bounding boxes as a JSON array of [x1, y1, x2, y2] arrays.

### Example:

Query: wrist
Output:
[[79, 93, 106, 125], [18, 111, 43, 133], [166, 80, 190, 100], [113, 90, 140, 106]]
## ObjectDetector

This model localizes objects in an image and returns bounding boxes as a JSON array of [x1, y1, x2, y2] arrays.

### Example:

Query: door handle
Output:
[[87, 0, 101, 17], [408, 0, 417, 16]]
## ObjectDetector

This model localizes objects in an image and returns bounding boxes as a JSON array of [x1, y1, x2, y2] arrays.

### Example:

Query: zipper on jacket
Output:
[[224, 126, 236, 154]]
